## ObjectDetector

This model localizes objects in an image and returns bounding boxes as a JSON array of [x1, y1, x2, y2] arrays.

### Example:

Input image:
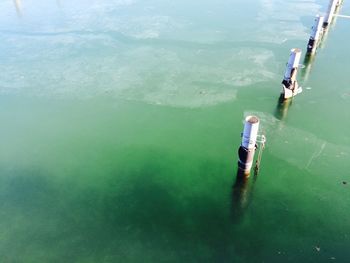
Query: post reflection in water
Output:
[[274, 95, 293, 121], [319, 9, 340, 50], [231, 169, 258, 222], [301, 53, 316, 82], [13, 0, 22, 17]]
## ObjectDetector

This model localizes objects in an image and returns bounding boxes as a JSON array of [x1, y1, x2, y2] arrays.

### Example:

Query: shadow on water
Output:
[[301, 53, 316, 82], [0, 147, 243, 262], [231, 169, 259, 223], [2, 148, 347, 261]]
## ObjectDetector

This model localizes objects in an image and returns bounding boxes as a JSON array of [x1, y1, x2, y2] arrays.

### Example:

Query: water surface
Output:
[[0, 0, 350, 262]]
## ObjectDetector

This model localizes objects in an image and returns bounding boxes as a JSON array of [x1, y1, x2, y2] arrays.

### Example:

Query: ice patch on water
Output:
[[132, 29, 159, 39], [243, 111, 350, 172], [0, 34, 278, 108], [107, 15, 174, 40], [341, 91, 350, 99], [0, 0, 281, 107], [256, 0, 322, 43]]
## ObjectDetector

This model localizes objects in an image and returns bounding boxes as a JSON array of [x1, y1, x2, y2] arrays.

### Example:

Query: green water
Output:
[[1, 0, 350, 262]]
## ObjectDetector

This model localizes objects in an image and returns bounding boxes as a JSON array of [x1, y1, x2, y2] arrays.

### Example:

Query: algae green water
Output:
[[1, 0, 350, 262]]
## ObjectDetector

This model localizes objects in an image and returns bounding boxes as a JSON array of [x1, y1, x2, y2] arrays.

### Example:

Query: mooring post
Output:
[[281, 48, 302, 99], [14, 0, 22, 17], [324, 0, 339, 27], [307, 15, 324, 54], [336, 0, 343, 9], [237, 116, 260, 176]]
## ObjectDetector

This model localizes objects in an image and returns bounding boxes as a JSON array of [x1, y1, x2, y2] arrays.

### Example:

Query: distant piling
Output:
[[281, 48, 302, 100], [13, 0, 22, 17], [237, 116, 260, 176], [324, 0, 339, 27], [336, 0, 344, 10], [307, 15, 324, 54]]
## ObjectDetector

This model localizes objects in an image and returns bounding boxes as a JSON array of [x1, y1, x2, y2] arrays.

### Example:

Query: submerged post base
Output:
[[281, 82, 302, 100], [237, 145, 256, 176]]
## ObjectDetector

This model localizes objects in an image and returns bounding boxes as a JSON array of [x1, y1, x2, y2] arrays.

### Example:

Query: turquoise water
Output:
[[0, 0, 350, 262]]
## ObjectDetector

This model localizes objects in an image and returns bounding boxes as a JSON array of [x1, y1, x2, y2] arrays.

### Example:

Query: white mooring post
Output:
[[14, 0, 23, 17], [337, 0, 343, 9], [324, 0, 339, 27], [307, 15, 324, 54], [281, 48, 302, 100], [238, 116, 260, 175]]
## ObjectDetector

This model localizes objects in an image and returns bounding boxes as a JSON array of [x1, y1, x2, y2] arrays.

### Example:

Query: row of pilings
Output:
[[233, 0, 344, 213], [237, 0, 344, 177]]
